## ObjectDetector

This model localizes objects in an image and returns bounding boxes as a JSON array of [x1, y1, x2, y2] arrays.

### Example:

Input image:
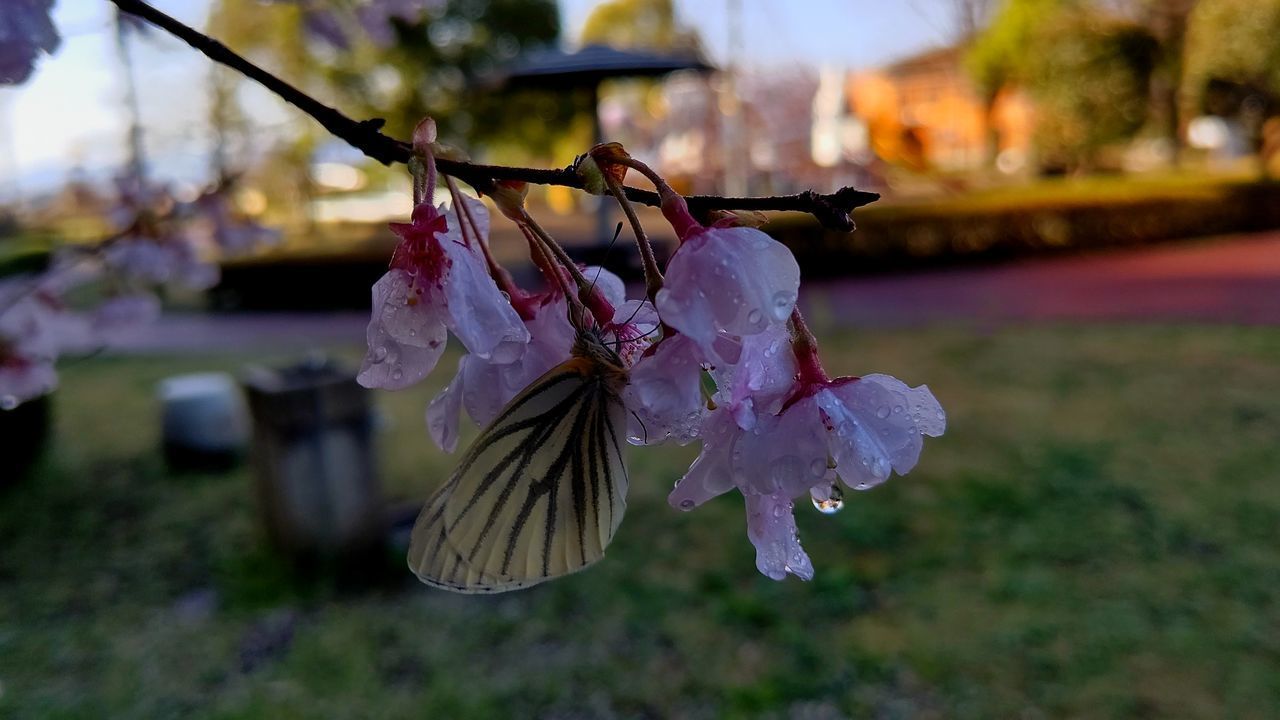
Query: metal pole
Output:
[[591, 82, 612, 246]]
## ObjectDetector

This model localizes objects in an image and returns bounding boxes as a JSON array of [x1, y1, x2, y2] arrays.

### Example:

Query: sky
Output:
[[0, 0, 957, 201]]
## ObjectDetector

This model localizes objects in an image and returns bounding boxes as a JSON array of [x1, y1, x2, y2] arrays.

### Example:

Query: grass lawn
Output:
[[1, 323, 1278, 719]]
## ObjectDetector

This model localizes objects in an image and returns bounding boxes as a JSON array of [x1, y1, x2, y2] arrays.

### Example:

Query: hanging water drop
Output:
[[811, 483, 844, 514]]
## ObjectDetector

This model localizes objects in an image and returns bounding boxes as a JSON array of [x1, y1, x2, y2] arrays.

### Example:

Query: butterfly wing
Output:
[[408, 355, 629, 593]]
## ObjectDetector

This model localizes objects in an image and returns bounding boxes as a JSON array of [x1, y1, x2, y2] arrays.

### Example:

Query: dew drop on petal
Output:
[[875, 405, 890, 419], [809, 457, 827, 478], [892, 405, 904, 414], [372, 346, 388, 363], [747, 308, 762, 325], [679, 499, 695, 510], [392, 369, 403, 381], [771, 291, 795, 321]]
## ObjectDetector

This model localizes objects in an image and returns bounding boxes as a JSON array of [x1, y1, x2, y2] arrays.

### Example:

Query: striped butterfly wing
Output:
[[408, 353, 629, 593]]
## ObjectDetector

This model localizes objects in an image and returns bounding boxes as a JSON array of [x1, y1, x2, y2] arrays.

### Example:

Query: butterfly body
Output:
[[409, 329, 629, 593]]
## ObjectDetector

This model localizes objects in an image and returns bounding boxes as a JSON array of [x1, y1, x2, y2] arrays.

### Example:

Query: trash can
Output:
[[241, 357, 384, 564]]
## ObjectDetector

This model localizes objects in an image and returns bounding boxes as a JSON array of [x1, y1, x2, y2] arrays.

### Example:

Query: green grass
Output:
[[2, 323, 1279, 718]]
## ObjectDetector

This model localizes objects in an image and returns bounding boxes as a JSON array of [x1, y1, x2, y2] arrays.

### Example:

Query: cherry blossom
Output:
[[102, 235, 219, 291], [669, 369, 945, 581], [0, 278, 85, 408], [0, 0, 59, 86], [357, 200, 528, 391]]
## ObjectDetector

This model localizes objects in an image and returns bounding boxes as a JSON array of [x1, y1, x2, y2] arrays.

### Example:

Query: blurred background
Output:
[[2, 1, 1279, 718]]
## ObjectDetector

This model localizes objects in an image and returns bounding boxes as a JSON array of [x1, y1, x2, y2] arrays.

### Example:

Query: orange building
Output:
[[848, 46, 1034, 172]]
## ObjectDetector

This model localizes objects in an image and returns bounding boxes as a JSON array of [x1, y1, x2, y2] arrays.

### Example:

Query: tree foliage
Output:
[[580, 0, 701, 52], [208, 0, 566, 157], [968, 0, 1157, 171], [1183, 0, 1280, 113]]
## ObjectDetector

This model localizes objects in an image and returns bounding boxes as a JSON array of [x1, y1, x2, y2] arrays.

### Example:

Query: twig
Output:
[[108, 0, 879, 231]]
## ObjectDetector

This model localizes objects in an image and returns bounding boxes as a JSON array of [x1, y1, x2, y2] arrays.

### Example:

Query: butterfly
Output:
[[408, 327, 630, 593]]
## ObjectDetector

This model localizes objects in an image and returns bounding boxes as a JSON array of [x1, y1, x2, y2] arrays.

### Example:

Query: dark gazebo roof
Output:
[[497, 44, 714, 89]]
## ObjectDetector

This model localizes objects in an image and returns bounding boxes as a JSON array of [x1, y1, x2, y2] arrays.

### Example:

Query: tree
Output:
[[208, 0, 566, 156], [968, 0, 1157, 172], [579, 0, 701, 52]]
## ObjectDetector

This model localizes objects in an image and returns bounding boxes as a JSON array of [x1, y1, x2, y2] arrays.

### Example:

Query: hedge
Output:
[[765, 180, 1280, 277]]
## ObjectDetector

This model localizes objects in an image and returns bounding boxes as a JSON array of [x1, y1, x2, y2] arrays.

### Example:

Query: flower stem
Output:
[[445, 177, 523, 303], [599, 167, 664, 303]]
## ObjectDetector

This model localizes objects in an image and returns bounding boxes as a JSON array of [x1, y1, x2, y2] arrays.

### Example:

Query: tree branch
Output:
[[108, 0, 879, 231]]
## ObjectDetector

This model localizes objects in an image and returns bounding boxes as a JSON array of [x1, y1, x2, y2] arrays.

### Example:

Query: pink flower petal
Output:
[[668, 407, 741, 509], [623, 333, 705, 445], [357, 270, 449, 390], [817, 375, 945, 491], [439, 237, 528, 364], [744, 491, 813, 581], [426, 356, 465, 453], [712, 322, 796, 429], [655, 226, 800, 360], [734, 400, 830, 498]]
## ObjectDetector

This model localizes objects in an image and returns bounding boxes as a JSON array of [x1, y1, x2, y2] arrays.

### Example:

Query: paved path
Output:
[[805, 231, 1280, 327], [103, 231, 1280, 354]]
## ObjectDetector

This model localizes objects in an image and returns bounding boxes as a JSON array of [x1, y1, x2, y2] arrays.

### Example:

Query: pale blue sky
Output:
[[0, 0, 955, 198]]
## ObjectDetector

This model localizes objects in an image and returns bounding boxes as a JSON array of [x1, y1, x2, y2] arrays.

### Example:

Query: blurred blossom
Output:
[[0, 0, 59, 85], [191, 189, 281, 255], [102, 235, 219, 291], [0, 278, 82, 407]]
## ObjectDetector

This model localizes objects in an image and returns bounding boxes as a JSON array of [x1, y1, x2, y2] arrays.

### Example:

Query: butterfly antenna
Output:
[[586, 221, 625, 301], [630, 410, 649, 445]]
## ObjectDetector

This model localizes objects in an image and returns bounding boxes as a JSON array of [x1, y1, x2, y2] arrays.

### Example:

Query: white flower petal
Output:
[[440, 238, 528, 364], [426, 356, 466, 453]]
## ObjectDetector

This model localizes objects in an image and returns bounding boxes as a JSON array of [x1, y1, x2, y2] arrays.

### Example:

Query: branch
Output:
[[109, 0, 879, 231]]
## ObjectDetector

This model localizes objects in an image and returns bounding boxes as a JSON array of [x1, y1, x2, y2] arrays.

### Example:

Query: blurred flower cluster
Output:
[[358, 142, 945, 581], [0, 174, 278, 407], [0, 0, 59, 86]]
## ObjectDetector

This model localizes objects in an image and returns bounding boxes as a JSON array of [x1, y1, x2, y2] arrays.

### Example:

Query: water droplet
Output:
[[0, 395, 18, 411], [875, 405, 890, 419], [372, 346, 388, 363], [771, 291, 795, 321], [679, 499, 695, 510], [392, 369, 403, 381], [809, 458, 827, 478], [747, 308, 762, 325], [892, 405, 903, 414], [408, 328, 417, 337], [811, 481, 845, 514]]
